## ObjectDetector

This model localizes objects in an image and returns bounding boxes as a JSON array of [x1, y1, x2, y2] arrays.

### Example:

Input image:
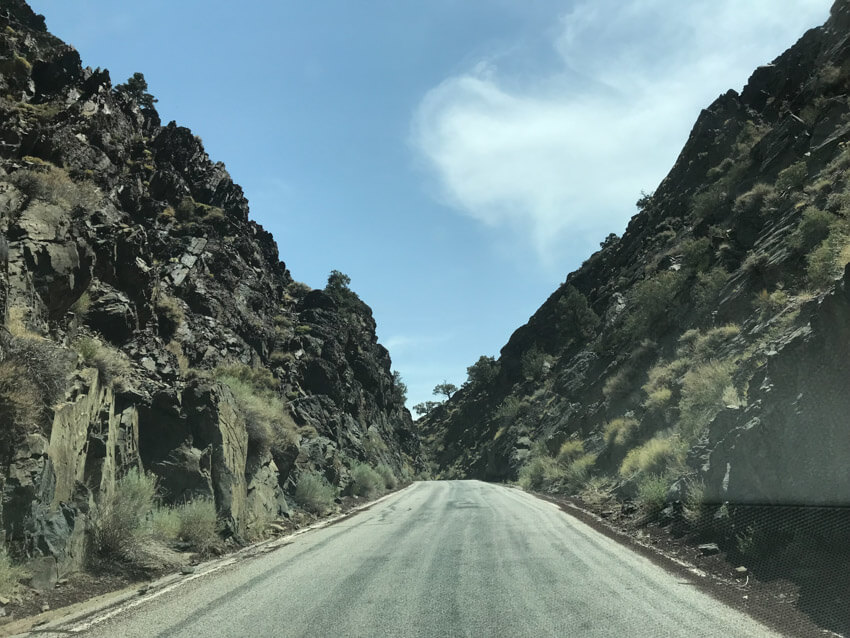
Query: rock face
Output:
[[422, 0, 850, 599], [0, 0, 422, 573]]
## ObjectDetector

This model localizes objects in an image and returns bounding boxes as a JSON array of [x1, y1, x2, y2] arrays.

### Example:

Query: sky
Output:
[[27, 0, 832, 412]]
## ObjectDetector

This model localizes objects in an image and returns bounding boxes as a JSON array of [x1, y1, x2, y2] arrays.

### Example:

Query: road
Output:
[[43, 481, 779, 638]]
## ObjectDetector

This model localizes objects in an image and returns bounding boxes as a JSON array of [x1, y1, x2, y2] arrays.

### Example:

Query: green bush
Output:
[[149, 505, 181, 541], [603, 417, 640, 447], [562, 453, 596, 490], [517, 456, 558, 491], [622, 271, 683, 340], [733, 183, 775, 216], [791, 207, 835, 251], [602, 366, 633, 400], [295, 472, 336, 514], [678, 360, 737, 440], [679, 237, 712, 272], [753, 289, 789, 317], [466, 355, 499, 385], [175, 498, 219, 552], [691, 183, 728, 220], [375, 464, 398, 489], [556, 439, 584, 466], [557, 286, 600, 341], [692, 267, 729, 316], [775, 161, 807, 193], [90, 469, 157, 560], [619, 437, 683, 478], [521, 346, 548, 381], [682, 479, 708, 527], [643, 387, 673, 413], [636, 474, 669, 515], [363, 429, 388, 461], [494, 396, 523, 421], [351, 463, 384, 497]]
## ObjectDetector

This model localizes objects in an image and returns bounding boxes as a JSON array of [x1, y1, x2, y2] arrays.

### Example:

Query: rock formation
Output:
[[0, 0, 422, 577]]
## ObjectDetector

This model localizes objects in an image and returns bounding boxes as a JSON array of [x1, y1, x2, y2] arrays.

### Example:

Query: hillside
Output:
[[421, 1, 850, 633], [0, 0, 422, 589]]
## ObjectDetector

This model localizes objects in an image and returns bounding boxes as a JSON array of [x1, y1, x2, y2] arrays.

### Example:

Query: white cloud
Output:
[[412, 0, 830, 263]]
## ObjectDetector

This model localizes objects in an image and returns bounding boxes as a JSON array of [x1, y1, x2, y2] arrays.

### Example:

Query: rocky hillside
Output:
[[422, 1, 850, 632], [0, 0, 422, 580]]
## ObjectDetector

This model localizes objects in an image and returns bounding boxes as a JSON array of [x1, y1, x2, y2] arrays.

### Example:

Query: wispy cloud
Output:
[[411, 0, 830, 263]]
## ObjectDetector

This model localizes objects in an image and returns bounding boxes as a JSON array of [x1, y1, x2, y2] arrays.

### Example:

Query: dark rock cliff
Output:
[[0, 0, 422, 575]]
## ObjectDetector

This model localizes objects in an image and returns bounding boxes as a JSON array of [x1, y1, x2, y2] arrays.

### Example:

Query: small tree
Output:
[[557, 286, 599, 341], [432, 381, 458, 400], [114, 72, 158, 110], [392, 370, 407, 404], [413, 401, 441, 417], [466, 355, 499, 385]]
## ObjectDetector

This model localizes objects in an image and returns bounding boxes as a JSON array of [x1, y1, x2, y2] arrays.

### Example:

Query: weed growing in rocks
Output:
[[295, 472, 337, 515], [351, 463, 384, 497]]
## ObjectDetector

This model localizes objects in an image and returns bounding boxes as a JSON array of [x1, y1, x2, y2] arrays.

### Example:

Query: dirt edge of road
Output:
[[521, 487, 832, 638]]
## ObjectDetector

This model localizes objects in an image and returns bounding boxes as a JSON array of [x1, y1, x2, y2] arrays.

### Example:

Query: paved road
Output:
[[46, 481, 779, 637]]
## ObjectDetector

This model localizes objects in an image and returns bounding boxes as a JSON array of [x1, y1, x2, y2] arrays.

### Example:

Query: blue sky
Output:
[[28, 0, 832, 411]]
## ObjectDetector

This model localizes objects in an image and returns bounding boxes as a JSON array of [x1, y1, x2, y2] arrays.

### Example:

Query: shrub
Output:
[[644, 358, 689, 394], [691, 183, 728, 220], [10, 164, 100, 209], [521, 346, 548, 381], [603, 417, 640, 447], [753, 289, 789, 317], [691, 325, 740, 361], [74, 337, 130, 387], [90, 469, 157, 560], [775, 161, 807, 193], [175, 498, 218, 552], [643, 387, 673, 413], [155, 294, 185, 338], [682, 479, 708, 528], [214, 365, 297, 456], [562, 453, 596, 490], [149, 505, 181, 541], [679, 237, 711, 272], [494, 396, 523, 421], [363, 429, 388, 461], [619, 437, 683, 477], [678, 360, 737, 440], [2, 332, 70, 411], [602, 366, 632, 401], [791, 207, 835, 251], [579, 476, 616, 508], [295, 472, 336, 514], [557, 286, 600, 341], [0, 548, 26, 598], [622, 271, 683, 340], [375, 464, 398, 489], [70, 291, 91, 316], [556, 440, 584, 466], [692, 267, 729, 316], [517, 456, 558, 491], [733, 183, 775, 216], [350, 463, 383, 497], [636, 474, 669, 515]]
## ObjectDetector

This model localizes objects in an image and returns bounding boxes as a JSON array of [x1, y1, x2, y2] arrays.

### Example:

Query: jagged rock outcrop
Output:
[[0, 0, 422, 575]]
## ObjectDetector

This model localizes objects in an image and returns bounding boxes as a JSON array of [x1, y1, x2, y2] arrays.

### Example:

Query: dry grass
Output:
[[0, 548, 27, 598], [295, 472, 336, 515], [619, 437, 684, 478], [90, 469, 157, 562], [603, 417, 640, 447], [73, 336, 130, 387], [351, 463, 383, 497]]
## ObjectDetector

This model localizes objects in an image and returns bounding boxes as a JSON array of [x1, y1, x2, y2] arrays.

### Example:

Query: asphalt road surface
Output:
[[45, 481, 779, 638]]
